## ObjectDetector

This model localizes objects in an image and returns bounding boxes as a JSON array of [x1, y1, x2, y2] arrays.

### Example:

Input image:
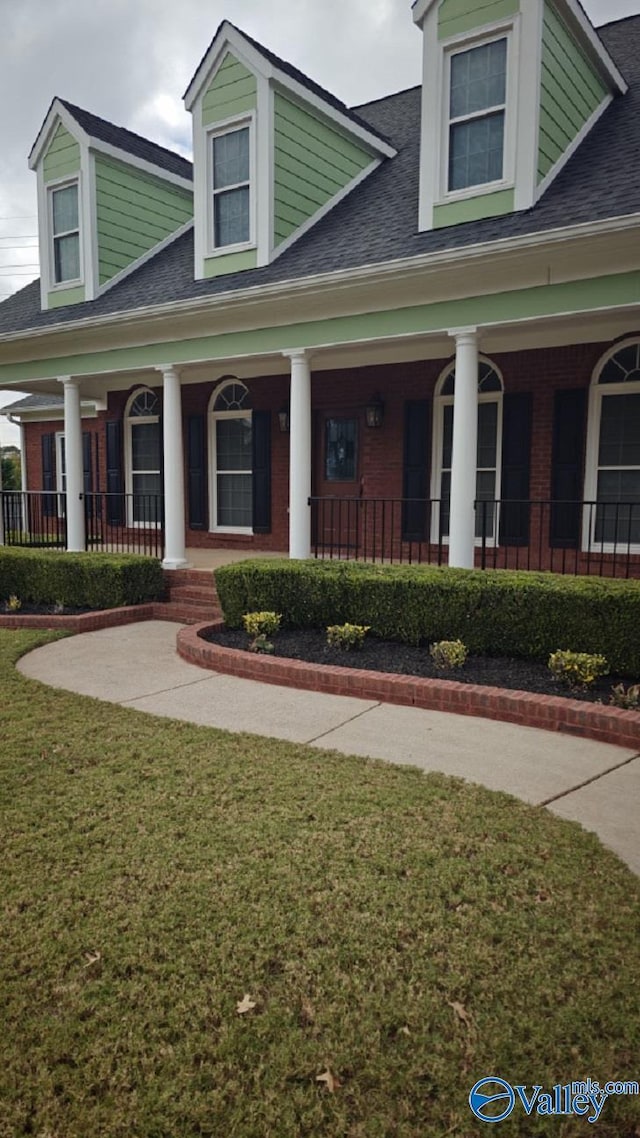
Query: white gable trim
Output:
[[535, 93, 613, 204], [559, 0, 627, 94], [29, 100, 89, 169], [87, 139, 192, 191]]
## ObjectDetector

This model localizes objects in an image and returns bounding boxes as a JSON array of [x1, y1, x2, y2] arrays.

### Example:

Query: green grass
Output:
[[1, 629, 639, 1138]]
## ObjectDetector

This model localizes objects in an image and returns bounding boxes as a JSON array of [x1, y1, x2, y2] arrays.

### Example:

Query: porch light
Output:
[[365, 393, 384, 429], [278, 404, 290, 433]]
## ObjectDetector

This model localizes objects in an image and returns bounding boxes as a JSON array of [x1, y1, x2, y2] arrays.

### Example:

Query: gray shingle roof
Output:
[[59, 99, 193, 181], [1, 16, 638, 339], [1, 393, 64, 411]]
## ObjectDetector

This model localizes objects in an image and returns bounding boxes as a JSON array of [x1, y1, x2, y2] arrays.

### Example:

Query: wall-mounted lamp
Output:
[[365, 393, 385, 429], [278, 404, 290, 433]]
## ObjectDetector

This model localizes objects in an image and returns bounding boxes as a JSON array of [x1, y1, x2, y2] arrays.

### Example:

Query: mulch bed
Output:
[[2, 603, 92, 616], [201, 626, 631, 706]]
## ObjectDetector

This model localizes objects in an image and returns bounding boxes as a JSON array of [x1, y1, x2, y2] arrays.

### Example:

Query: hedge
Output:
[[0, 548, 164, 610], [215, 559, 640, 675]]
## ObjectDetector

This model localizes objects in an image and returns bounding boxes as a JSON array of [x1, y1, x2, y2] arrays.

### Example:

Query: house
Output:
[[1, 1, 639, 576]]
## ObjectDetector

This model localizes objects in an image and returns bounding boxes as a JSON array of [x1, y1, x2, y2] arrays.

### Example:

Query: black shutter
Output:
[[82, 431, 94, 523], [499, 392, 532, 547], [42, 433, 56, 518], [105, 420, 124, 525], [402, 400, 430, 541], [252, 410, 271, 534], [550, 388, 587, 548], [187, 415, 207, 530]]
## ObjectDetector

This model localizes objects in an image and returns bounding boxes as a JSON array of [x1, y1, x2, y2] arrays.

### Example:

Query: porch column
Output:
[[60, 376, 85, 552], [158, 364, 188, 570], [284, 349, 312, 560], [448, 327, 478, 569]]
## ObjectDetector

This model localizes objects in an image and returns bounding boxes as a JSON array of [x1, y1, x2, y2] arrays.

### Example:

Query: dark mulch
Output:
[[201, 626, 632, 705]]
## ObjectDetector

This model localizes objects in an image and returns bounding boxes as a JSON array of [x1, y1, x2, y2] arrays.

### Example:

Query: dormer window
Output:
[[211, 123, 252, 250], [447, 38, 507, 192], [50, 181, 81, 284]]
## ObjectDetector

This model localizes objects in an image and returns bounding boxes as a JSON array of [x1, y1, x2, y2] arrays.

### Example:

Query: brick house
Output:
[[1, 2, 639, 575]]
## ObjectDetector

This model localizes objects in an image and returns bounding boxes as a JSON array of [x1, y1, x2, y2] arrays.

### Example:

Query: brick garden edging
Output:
[[0, 601, 202, 633], [177, 621, 640, 750]]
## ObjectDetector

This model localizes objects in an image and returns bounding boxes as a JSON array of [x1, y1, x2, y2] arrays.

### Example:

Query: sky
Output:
[[0, 0, 639, 444]]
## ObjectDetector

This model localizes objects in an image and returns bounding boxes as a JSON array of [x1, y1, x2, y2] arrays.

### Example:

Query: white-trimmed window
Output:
[[447, 37, 507, 193], [210, 124, 252, 249], [125, 388, 162, 525], [432, 359, 503, 542], [50, 180, 81, 284], [585, 340, 640, 550], [209, 380, 253, 532]]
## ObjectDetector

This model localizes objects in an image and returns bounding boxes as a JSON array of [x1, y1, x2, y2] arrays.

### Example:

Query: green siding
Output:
[[538, 2, 608, 182], [434, 188, 514, 228], [202, 53, 257, 126], [273, 94, 372, 247], [438, 0, 519, 39], [4, 270, 637, 384], [95, 155, 193, 286], [47, 286, 85, 309], [42, 122, 81, 183], [203, 249, 258, 278]]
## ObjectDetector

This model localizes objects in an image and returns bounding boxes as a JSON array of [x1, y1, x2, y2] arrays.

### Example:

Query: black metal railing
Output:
[[1, 491, 163, 558], [310, 496, 640, 578]]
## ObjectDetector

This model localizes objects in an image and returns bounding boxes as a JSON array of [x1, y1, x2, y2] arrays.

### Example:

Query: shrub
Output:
[[242, 611, 281, 654], [5, 594, 21, 612], [430, 639, 467, 670], [326, 622, 370, 650], [0, 548, 164, 610], [610, 683, 640, 710], [548, 650, 608, 690], [215, 559, 640, 674]]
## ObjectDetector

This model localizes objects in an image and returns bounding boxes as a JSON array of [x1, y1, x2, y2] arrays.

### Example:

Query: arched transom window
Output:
[[209, 379, 253, 532], [432, 359, 504, 542], [126, 388, 162, 524], [585, 340, 640, 549]]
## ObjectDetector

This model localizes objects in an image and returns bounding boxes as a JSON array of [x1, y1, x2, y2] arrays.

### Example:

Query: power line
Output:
[[0, 264, 39, 270], [0, 235, 38, 241], [0, 215, 37, 221]]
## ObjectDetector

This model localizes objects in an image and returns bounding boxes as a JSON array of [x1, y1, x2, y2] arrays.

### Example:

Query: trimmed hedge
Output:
[[0, 548, 164, 610], [215, 558, 640, 675]]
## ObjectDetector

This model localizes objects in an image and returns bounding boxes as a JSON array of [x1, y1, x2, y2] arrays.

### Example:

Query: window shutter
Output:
[[41, 433, 56, 518], [252, 410, 271, 534], [550, 389, 587, 548], [83, 431, 94, 522], [499, 392, 532, 547], [402, 400, 430, 541], [105, 420, 124, 525], [187, 415, 207, 530]]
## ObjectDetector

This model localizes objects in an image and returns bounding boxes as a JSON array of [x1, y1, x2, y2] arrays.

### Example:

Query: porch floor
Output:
[[184, 548, 288, 570]]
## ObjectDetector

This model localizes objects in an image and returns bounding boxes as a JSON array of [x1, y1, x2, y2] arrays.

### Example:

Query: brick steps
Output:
[[158, 569, 221, 625]]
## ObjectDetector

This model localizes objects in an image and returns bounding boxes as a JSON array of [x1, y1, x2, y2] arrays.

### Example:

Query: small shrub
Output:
[[326, 623, 370, 651], [430, 639, 468, 670], [6, 594, 21, 612], [548, 650, 608, 690], [242, 611, 281, 654], [610, 682, 640, 710]]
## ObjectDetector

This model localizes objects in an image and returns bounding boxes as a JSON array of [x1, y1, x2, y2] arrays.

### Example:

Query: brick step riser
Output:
[[166, 587, 220, 602]]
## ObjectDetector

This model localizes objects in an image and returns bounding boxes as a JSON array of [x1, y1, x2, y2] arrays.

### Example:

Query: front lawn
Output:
[[1, 629, 639, 1138]]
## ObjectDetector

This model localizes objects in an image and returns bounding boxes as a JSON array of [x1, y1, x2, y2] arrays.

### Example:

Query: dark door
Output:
[[314, 411, 362, 551]]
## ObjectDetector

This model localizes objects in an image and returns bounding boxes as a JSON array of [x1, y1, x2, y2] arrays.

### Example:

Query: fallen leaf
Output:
[[236, 993, 257, 1015], [83, 951, 101, 968], [448, 1000, 472, 1029], [316, 1068, 340, 1093], [400, 1025, 411, 1036]]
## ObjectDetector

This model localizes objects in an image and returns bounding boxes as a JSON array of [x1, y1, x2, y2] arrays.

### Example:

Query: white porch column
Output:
[[284, 349, 312, 560], [448, 328, 479, 569], [60, 376, 85, 552], [158, 364, 188, 570]]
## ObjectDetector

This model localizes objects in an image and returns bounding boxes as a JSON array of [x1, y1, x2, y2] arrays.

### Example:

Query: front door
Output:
[[314, 411, 362, 551]]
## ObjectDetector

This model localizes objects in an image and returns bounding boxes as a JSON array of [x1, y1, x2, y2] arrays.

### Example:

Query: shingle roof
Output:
[[59, 99, 193, 181], [1, 393, 64, 412], [1, 17, 638, 339]]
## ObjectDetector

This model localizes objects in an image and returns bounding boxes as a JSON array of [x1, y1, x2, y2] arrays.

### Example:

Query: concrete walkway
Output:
[[18, 621, 640, 876]]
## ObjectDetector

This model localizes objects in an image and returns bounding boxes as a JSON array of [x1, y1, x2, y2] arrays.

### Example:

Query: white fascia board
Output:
[[87, 138, 192, 190], [412, 0, 437, 27], [96, 219, 195, 298], [2, 210, 639, 348], [269, 71, 396, 159], [29, 99, 90, 169], [558, 0, 628, 93]]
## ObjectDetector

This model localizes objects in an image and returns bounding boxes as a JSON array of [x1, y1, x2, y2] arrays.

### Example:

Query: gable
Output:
[[42, 122, 80, 184], [538, 1, 608, 184], [438, 0, 519, 40], [202, 52, 257, 126], [273, 94, 374, 247]]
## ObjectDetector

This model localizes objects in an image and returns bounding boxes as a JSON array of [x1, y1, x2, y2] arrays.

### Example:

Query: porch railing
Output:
[[0, 491, 163, 558], [310, 496, 640, 578]]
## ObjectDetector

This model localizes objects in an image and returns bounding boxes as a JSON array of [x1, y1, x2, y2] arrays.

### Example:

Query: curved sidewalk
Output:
[[18, 620, 640, 876]]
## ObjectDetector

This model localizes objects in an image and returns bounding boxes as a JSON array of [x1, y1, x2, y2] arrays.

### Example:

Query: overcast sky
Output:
[[0, 0, 639, 443]]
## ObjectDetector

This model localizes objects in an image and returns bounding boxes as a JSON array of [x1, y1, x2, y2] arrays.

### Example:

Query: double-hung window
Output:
[[50, 181, 81, 284], [447, 37, 507, 193], [587, 342, 640, 550], [211, 126, 251, 249]]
